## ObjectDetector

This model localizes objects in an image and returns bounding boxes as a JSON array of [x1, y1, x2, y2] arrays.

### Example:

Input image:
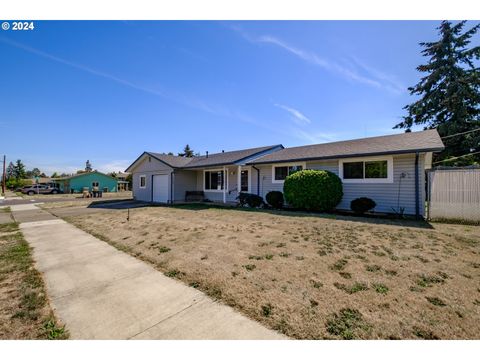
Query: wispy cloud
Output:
[[0, 37, 171, 98], [0, 37, 273, 132], [274, 103, 311, 125], [289, 128, 339, 144], [96, 160, 132, 173], [349, 56, 406, 94], [231, 26, 403, 93], [257, 35, 383, 89]]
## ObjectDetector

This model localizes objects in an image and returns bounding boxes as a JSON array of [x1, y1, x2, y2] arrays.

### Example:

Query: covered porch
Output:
[[175, 165, 257, 204]]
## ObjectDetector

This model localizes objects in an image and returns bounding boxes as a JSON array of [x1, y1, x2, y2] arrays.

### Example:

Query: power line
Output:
[[441, 127, 480, 139], [433, 150, 480, 164]]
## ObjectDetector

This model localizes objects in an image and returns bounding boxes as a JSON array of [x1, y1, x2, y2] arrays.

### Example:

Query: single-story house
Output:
[[126, 129, 445, 217], [53, 171, 119, 193]]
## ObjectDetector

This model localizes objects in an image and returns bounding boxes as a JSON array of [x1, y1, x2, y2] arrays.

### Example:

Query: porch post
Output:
[[223, 166, 226, 203], [237, 166, 241, 194]]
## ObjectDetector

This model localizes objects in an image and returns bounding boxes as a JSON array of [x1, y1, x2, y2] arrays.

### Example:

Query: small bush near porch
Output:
[[62, 205, 480, 339]]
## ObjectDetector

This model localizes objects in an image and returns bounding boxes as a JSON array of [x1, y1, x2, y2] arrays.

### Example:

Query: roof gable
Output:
[[181, 145, 283, 169], [125, 145, 284, 171]]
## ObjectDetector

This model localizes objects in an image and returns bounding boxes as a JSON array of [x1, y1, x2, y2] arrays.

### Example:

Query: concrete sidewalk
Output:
[[13, 205, 285, 340]]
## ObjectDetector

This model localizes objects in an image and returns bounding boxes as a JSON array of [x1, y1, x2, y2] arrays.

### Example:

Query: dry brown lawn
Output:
[[62, 204, 480, 339], [0, 214, 67, 339]]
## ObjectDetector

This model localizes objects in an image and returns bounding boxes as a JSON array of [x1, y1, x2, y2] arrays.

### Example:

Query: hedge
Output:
[[283, 170, 343, 211]]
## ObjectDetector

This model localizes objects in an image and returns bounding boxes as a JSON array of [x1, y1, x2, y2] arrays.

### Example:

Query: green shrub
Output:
[[6, 178, 28, 190], [283, 170, 343, 211], [350, 197, 376, 214], [265, 191, 284, 209], [237, 192, 264, 208]]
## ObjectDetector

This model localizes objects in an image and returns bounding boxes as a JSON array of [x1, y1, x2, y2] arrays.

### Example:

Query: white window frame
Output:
[[203, 168, 226, 192], [139, 175, 147, 189], [271, 162, 306, 184], [338, 156, 394, 184]]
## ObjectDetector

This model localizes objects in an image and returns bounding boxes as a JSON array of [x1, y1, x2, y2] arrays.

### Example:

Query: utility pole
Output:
[[1, 155, 5, 195]]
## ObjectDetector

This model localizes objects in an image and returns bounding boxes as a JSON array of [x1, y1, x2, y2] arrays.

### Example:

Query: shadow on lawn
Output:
[[170, 203, 434, 230], [87, 199, 150, 210]]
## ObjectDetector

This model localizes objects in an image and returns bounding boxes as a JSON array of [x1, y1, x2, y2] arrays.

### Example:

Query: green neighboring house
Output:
[[53, 171, 118, 193]]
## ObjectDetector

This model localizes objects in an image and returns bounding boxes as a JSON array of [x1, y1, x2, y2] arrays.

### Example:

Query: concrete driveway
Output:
[[11, 204, 285, 340]]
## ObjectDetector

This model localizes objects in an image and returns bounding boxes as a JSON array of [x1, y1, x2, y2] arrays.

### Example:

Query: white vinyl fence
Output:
[[427, 168, 480, 222]]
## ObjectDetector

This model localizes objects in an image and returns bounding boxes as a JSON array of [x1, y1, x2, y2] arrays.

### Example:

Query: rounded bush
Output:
[[246, 194, 263, 208], [236, 192, 264, 208], [266, 191, 284, 209], [350, 197, 376, 214], [283, 170, 343, 211]]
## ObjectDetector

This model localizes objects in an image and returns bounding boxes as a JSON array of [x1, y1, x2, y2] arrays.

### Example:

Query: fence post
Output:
[[426, 170, 431, 221]]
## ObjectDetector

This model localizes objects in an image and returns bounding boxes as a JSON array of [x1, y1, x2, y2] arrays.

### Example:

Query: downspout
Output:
[[171, 170, 174, 204], [415, 152, 420, 219], [252, 165, 260, 196], [151, 174, 154, 202]]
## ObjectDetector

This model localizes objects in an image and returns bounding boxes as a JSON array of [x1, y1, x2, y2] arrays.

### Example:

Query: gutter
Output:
[[247, 147, 445, 166], [252, 165, 260, 196]]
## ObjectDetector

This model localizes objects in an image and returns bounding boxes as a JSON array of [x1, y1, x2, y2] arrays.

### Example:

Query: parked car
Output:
[[20, 184, 62, 195], [15, 185, 32, 192]]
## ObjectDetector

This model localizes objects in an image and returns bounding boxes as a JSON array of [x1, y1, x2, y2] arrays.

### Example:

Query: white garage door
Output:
[[152, 175, 169, 203]]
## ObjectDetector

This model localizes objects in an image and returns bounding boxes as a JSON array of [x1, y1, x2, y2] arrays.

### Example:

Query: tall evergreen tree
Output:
[[6, 162, 15, 180], [14, 159, 26, 179], [178, 144, 195, 157], [395, 21, 480, 165]]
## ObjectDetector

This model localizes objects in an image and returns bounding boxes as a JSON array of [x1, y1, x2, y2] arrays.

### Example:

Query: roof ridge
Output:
[[281, 129, 438, 152]]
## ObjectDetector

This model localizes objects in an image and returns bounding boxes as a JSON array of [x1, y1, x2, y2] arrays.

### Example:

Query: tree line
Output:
[[3, 159, 75, 190]]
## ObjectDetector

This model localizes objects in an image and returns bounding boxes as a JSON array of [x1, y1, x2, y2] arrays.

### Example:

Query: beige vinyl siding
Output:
[[131, 156, 172, 202], [256, 154, 425, 216]]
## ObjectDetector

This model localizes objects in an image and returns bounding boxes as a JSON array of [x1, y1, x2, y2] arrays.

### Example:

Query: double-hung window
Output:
[[339, 156, 393, 183], [204, 170, 224, 191], [272, 163, 305, 183]]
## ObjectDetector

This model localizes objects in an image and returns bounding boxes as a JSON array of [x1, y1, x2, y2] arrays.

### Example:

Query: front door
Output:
[[240, 170, 249, 193]]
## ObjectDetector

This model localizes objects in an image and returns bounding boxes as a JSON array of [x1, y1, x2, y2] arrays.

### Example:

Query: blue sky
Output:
[[0, 21, 442, 174]]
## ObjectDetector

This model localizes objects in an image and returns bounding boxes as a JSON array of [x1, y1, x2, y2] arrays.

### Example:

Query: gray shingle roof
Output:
[[147, 153, 194, 168], [248, 129, 444, 165], [147, 145, 283, 169]]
